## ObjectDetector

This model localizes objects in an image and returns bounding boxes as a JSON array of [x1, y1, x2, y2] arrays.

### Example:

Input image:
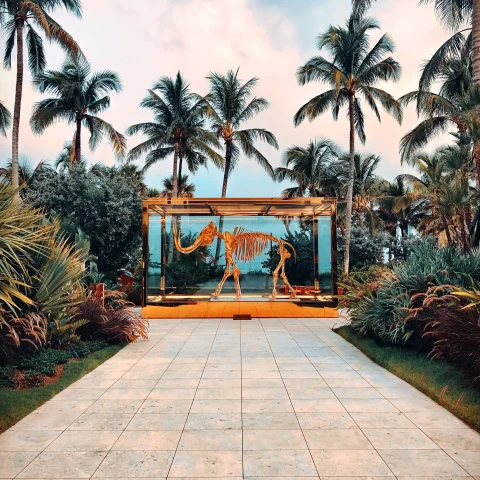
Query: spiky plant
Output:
[[0, 0, 82, 191], [30, 55, 126, 162], [294, 12, 402, 273]]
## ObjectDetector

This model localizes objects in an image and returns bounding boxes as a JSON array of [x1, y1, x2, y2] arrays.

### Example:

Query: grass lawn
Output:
[[0, 343, 124, 433], [335, 325, 480, 433]]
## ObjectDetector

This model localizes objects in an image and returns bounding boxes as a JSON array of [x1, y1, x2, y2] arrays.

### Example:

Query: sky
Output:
[[0, 0, 452, 197]]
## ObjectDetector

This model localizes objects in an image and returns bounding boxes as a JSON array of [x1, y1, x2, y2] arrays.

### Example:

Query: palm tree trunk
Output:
[[11, 20, 24, 195], [474, 142, 480, 189], [178, 154, 183, 192], [214, 140, 232, 263], [442, 213, 453, 245], [172, 142, 179, 198], [343, 94, 356, 275], [472, 0, 480, 87], [167, 142, 180, 263], [74, 117, 81, 162]]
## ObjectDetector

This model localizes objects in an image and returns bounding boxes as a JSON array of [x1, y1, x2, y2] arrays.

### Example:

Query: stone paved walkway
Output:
[[1, 318, 480, 479]]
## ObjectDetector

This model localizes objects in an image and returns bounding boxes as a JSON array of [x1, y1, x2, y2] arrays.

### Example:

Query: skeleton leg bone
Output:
[[212, 264, 232, 298]]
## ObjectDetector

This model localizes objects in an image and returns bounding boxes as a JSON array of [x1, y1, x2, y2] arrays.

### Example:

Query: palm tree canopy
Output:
[[30, 56, 126, 159], [206, 68, 278, 179], [161, 174, 195, 198], [275, 138, 339, 197], [127, 71, 223, 172], [0, 0, 82, 75], [294, 13, 402, 143], [0, 100, 11, 137]]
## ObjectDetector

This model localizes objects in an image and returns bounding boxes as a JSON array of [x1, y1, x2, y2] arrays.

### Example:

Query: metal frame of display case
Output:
[[142, 197, 338, 308]]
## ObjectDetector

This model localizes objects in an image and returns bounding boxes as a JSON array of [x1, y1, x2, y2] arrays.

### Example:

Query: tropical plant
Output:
[[0, 0, 82, 190], [275, 138, 339, 198], [207, 68, 279, 197], [26, 162, 142, 276], [206, 68, 278, 259], [0, 100, 11, 137], [30, 55, 126, 162], [294, 12, 402, 273], [54, 141, 86, 171], [343, 238, 480, 345], [127, 72, 223, 198], [74, 289, 148, 343], [161, 174, 195, 198]]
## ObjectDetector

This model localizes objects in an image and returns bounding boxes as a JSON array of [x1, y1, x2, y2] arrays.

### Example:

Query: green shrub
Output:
[[343, 239, 480, 346]]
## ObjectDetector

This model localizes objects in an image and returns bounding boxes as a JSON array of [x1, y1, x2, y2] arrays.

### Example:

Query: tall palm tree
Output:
[[0, 0, 82, 190], [0, 100, 11, 137], [207, 68, 279, 260], [30, 56, 126, 162], [294, 13, 402, 273], [275, 138, 338, 198], [207, 69, 278, 196], [127, 72, 223, 198], [54, 141, 86, 171]]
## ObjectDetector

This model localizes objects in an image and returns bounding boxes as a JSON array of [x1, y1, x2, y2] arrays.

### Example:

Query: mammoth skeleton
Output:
[[172, 221, 296, 301]]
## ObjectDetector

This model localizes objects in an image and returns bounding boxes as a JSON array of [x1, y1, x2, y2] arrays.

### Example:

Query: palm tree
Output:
[[275, 138, 338, 198], [0, 0, 82, 191], [0, 101, 11, 137], [397, 150, 456, 244], [161, 175, 195, 198], [352, 0, 478, 88], [207, 69, 278, 196], [207, 68, 279, 260], [54, 140, 88, 171], [127, 72, 223, 198], [294, 13, 402, 273], [30, 56, 126, 162]]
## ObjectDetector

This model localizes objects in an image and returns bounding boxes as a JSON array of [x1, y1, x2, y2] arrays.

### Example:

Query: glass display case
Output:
[[142, 198, 337, 308]]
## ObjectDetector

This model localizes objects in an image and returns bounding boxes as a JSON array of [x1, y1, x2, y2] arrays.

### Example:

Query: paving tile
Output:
[[184, 413, 242, 430], [297, 412, 357, 429], [147, 389, 197, 400], [46, 430, 121, 451], [155, 378, 200, 388], [404, 410, 470, 429], [311, 450, 394, 476], [243, 450, 317, 476], [93, 450, 174, 477], [242, 412, 300, 430], [303, 429, 373, 449], [100, 389, 152, 400], [190, 399, 241, 414], [48, 388, 106, 401], [169, 451, 242, 477], [363, 429, 440, 449], [242, 388, 288, 400], [126, 414, 187, 431], [423, 428, 480, 450], [243, 429, 308, 450], [68, 413, 134, 431], [287, 388, 334, 399], [340, 398, 399, 413], [0, 452, 39, 478], [195, 388, 241, 399], [323, 377, 372, 388], [242, 399, 294, 413], [139, 399, 193, 414], [331, 387, 384, 399], [351, 412, 417, 429], [291, 398, 346, 413], [446, 450, 480, 476], [112, 379, 159, 389], [87, 399, 143, 414], [198, 379, 241, 389], [112, 430, 182, 450], [18, 451, 106, 478], [378, 449, 468, 477], [178, 430, 242, 450], [0, 431, 59, 451], [241, 378, 285, 388]]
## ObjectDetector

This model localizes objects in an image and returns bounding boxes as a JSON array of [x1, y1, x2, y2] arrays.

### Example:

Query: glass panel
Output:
[[318, 216, 332, 292], [147, 213, 162, 296]]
